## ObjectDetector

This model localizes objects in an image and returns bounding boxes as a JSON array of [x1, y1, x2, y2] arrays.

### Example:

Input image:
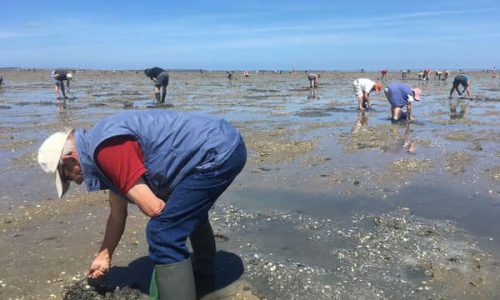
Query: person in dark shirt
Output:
[[449, 73, 471, 98], [0, 75, 3, 85], [144, 67, 169, 103], [51, 69, 73, 100]]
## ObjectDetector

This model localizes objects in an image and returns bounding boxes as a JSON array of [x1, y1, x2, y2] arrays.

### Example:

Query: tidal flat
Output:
[[0, 69, 499, 299]]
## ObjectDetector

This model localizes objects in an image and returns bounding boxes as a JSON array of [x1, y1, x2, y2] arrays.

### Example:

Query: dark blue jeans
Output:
[[146, 140, 247, 265]]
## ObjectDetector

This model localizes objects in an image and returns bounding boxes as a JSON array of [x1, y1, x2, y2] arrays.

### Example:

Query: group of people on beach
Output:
[[50, 68, 171, 105], [306, 69, 471, 123], [351, 78, 422, 122]]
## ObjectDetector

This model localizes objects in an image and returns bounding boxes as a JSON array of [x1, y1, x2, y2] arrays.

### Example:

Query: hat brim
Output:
[[55, 169, 70, 199]]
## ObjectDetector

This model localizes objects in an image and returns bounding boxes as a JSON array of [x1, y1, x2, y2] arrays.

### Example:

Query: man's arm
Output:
[[126, 177, 165, 218], [362, 91, 370, 106], [88, 191, 128, 278]]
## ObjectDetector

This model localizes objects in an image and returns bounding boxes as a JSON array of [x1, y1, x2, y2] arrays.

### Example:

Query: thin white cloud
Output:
[[24, 21, 40, 28], [0, 31, 39, 38]]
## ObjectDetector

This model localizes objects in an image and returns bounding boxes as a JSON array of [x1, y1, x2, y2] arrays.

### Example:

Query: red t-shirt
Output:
[[95, 136, 146, 194]]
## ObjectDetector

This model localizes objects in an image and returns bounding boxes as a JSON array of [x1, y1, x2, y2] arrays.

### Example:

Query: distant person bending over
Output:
[[423, 69, 432, 81], [384, 83, 422, 122], [51, 69, 73, 100], [401, 69, 407, 79], [307, 73, 320, 88], [443, 70, 450, 80], [144, 67, 169, 103], [434, 71, 443, 81], [449, 73, 471, 98], [352, 78, 383, 111], [0, 75, 3, 85], [380, 69, 388, 80]]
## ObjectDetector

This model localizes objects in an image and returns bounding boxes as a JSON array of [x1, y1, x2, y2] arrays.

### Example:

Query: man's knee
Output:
[[147, 218, 190, 264]]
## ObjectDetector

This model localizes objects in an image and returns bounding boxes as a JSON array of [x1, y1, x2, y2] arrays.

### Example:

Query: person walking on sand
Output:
[[353, 78, 383, 111], [51, 69, 73, 100], [449, 73, 471, 98], [37, 110, 247, 300], [144, 67, 169, 104], [384, 83, 422, 122], [307, 73, 320, 88]]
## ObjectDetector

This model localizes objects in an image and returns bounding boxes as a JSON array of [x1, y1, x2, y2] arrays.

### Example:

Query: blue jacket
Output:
[[74, 110, 242, 199], [387, 83, 412, 107]]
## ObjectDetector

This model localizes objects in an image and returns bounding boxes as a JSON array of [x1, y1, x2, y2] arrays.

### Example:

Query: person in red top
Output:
[[381, 69, 388, 80], [95, 137, 147, 196]]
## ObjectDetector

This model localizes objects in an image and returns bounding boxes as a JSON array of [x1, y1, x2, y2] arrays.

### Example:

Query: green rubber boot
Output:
[[154, 92, 161, 103], [149, 258, 196, 300]]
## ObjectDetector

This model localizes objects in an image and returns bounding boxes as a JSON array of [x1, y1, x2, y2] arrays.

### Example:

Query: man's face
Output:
[[59, 158, 84, 184]]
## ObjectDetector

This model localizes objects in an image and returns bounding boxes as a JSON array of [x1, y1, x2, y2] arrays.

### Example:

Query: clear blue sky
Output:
[[1, 0, 498, 70]]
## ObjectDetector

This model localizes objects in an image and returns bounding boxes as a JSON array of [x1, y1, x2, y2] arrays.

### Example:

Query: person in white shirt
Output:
[[308, 73, 320, 88], [353, 78, 383, 111]]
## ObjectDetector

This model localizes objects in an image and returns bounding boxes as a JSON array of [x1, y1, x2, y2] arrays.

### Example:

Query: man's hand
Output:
[[88, 253, 111, 279]]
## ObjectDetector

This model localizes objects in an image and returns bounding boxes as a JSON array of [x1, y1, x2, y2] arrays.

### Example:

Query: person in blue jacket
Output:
[[384, 83, 422, 122], [37, 110, 247, 299]]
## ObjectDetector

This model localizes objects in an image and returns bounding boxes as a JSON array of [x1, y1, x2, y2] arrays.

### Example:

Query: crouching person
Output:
[[37, 110, 247, 300], [384, 83, 422, 122]]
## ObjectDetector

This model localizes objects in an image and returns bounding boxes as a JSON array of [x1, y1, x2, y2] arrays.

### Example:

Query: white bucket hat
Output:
[[38, 131, 72, 198]]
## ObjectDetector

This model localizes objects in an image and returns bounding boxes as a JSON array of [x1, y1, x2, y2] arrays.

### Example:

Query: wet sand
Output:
[[0, 69, 499, 299]]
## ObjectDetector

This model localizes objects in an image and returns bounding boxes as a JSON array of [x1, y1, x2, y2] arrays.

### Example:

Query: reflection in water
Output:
[[351, 111, 369, 135], [307, 88, 319, 100], [55, 100, 74, 126], [56, 100, 66, 112], [449, 99, 470, 120], [387, 123, 416, 154]]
